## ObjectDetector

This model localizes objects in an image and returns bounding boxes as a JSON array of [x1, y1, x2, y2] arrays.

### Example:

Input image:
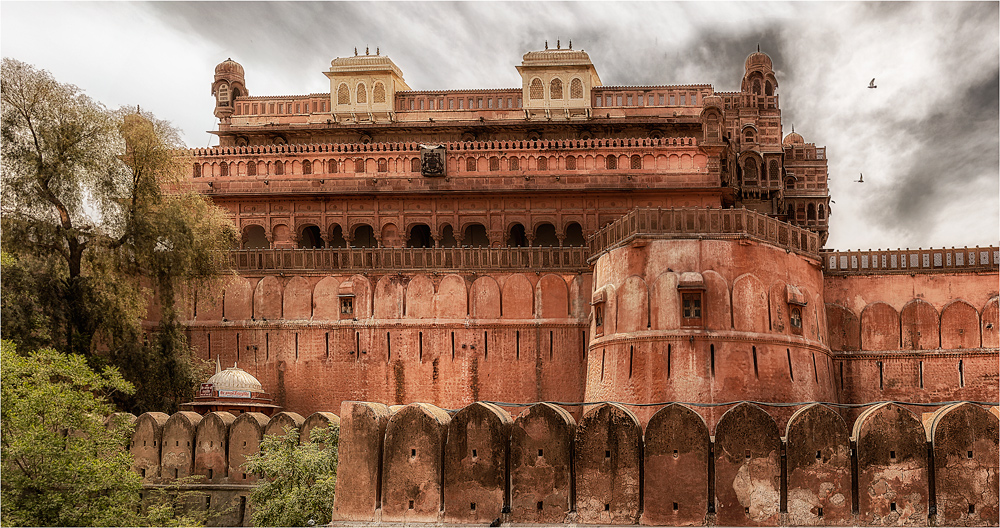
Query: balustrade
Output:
[[822, 247, 999, 274]]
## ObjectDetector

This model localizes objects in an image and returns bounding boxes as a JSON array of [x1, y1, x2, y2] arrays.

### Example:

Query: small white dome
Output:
[[206, 365, 263, 392]]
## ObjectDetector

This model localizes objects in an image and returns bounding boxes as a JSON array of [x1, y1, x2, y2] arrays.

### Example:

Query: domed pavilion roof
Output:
[[782, 130, 805, 147], [206, 364, 263, 393]]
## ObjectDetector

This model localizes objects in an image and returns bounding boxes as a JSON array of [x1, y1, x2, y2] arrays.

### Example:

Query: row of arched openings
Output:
[[241, 222, 587, 249], [528, 77, 585, 100], [786, 203, 827, 221], [337, 81, 387, 105]]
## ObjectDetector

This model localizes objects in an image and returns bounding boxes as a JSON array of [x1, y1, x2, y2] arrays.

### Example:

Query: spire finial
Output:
[[757, 44, 760, 52], [545, 40, 548, 50], [569, 40, 572, 49], [215, 355, 221, 375], [557, 39, 561, 49], [792, 125, 795, 133], [354, 47, 358, 56], [366, 46, 369, 55], [376, 47, 380, 55]]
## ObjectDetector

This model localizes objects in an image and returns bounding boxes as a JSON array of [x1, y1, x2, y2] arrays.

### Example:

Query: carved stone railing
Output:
[[230, 246, 591, 273], [587, 207, 821, 261], [822, 247, 999, 275]]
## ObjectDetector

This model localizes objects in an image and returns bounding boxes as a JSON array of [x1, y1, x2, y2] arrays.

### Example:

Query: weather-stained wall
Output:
[[587, 238, 834, 429]]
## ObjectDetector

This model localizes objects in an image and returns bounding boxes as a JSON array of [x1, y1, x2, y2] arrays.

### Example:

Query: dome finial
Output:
[[376, 47, 380, 55], [757, 44, 760, 53], [366, 46, 369, 55], [354, 47, 358, 56], [569, 40, 572, 49], [215, 355, 221, 375], [557, 39, 561, 49], [545, 40, 548, 50]]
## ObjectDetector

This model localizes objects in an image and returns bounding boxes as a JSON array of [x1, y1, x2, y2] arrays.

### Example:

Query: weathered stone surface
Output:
[[930, 402, 999, 526], [714, 402, 781, 526], [641, 403, 710, 526], [301, 411, 339, 445], [132, 412, 169, 482], [509, 402, 576, 523], [380, 403, 451, 522], [263, 411, 305, 438], [854, 402, 928, 526], [332, 402, 390, 522], [574, 402, 642, 524], [443, 402, 512, 523], [161, 411, 202, 479], [228, 412, 269, 483], [785, 403, 852, 526], [194, 411, 236, 483]]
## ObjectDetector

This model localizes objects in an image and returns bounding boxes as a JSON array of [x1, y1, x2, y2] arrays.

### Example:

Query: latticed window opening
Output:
[[328, 160, 338, 173], [489, 157, 500, 171], [373, 83, 386, 103], [550, 78, 563, 99], [356, 83, 367, 103], [630, 155, 642, 169], [274, 162, 284, 176], [606, 156, 617, 170], [193, 163, 201, 178], [570, 78, 583, 99], [338, 84, 350, 104], [355, 159, 365, 173], [530, 78, 543, 99], [220, 162, 229, 177], [302, 160, 312, 175], [508, 157, 519, 171], [466, 157, 476, 172], [744, 160, 757, 181], [247, 162, 257, 177], [411, 158, 421, 172], [378, 159, 388, 172], [566, 156, 577, 170], [537, 156, 548, 170], [769, 160, 779, 181]]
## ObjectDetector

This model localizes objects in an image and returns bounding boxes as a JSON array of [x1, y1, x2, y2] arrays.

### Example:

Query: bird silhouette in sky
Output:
[[855, 173, 865, 183], [868, 78, 877, 89]]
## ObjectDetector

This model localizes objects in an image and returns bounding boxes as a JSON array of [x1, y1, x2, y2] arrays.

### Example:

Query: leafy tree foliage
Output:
[[243, 426, 340, 527], [1, 58, 236, 413], [0, 340, 141, 526]]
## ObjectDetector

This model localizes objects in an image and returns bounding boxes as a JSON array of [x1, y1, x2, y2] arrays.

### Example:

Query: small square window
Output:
[[594, 305, 604, 328], [341, 298, 354, 315], [682, 293, 702, 320]]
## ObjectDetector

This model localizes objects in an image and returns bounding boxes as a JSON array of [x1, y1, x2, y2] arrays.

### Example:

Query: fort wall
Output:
[[129, 401, 999, 527]]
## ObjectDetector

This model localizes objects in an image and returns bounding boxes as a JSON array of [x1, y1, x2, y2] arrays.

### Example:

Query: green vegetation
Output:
[[1, 58, 236, 414], [0, 340, 141, 526], [243, 426, 340, 527]]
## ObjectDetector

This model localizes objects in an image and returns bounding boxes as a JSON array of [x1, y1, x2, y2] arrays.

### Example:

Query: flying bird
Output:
[[855, 173, 865, 183], [868, 78, 877, 89]]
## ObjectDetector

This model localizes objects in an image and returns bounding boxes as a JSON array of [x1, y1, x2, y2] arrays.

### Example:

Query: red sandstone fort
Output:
[[130, 46, 999, 526]]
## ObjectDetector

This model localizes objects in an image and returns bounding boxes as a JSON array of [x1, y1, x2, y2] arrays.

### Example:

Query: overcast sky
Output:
[[2, 1, 997, 251]]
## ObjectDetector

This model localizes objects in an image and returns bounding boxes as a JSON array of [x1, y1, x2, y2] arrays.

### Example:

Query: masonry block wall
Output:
[[130, 401, 999, 527]]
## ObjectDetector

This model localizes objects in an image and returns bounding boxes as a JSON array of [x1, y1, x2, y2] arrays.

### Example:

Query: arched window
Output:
[[242, 225, 269, 249], [220, 162, 229, 177], [765, 81, 774, 96], [508, 157, 519, 171], [785, 177, 795, 190], [247, 161, 257, 177], [217, 83, 230, 106], [373, 82, 386, 103], [193, 163, 201, 178], [744, 128, 756, 143], [807, 203, 816, 220], [462, 224, 489, 247], [743, 159, 757, 182], [439, 225, 458, 248], [570, 78, 584, 99], [769, 160, 779, 181], [529, 78, 543, 100], [302, 160, 312, 175], [377, 159, 388, 172], [328, 160, 338, 173], [356, 83, 367, 103], [355, 159, 365, 173], [564, 222, 586, 246], [411, 158, 420, 172], [274, 161, 284, 176], [566, 156, 577, 170], [489, 157, 499, 171], [507, 223, 527, 247], [406, 224, 433, 248], [327, 225, 347, 248], [466, 157, 476, 172], [534, 223, 558, 247], [630, 155, 642, 169], [537, 156, 548, 170], [818, 204, 826, 220], [351, 225, 376, 248], [605, 156, 617, 170], [752, 79, 761, 96], [337, 83, 350, 105], [550, 78, 563, 99], [299, 225, 324, 248]]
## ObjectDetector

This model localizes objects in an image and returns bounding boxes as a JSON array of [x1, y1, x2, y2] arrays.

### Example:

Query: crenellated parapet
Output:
[[823, 246, 999, 275]]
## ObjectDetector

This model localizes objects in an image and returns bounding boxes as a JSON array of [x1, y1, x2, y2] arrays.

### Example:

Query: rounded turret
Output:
[[206, 364, 264, 392], [211, 58, 248, 119], [783, 131, 805, 147], [744, 50, 773, 74]]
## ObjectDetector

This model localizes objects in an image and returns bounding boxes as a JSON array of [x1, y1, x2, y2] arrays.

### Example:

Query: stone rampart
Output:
[[132, 401, 999, 526]]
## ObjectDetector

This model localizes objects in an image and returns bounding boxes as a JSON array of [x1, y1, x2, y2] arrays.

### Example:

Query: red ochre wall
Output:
[[824, 272, 999, 424], [586, 238, 834, 431], [186, 272, 591, 416]]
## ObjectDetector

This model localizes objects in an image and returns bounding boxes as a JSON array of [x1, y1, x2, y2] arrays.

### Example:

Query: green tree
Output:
[[0, 340, 141, 526], [1, 58, 235, 413], [243, 426, 340, 527]]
